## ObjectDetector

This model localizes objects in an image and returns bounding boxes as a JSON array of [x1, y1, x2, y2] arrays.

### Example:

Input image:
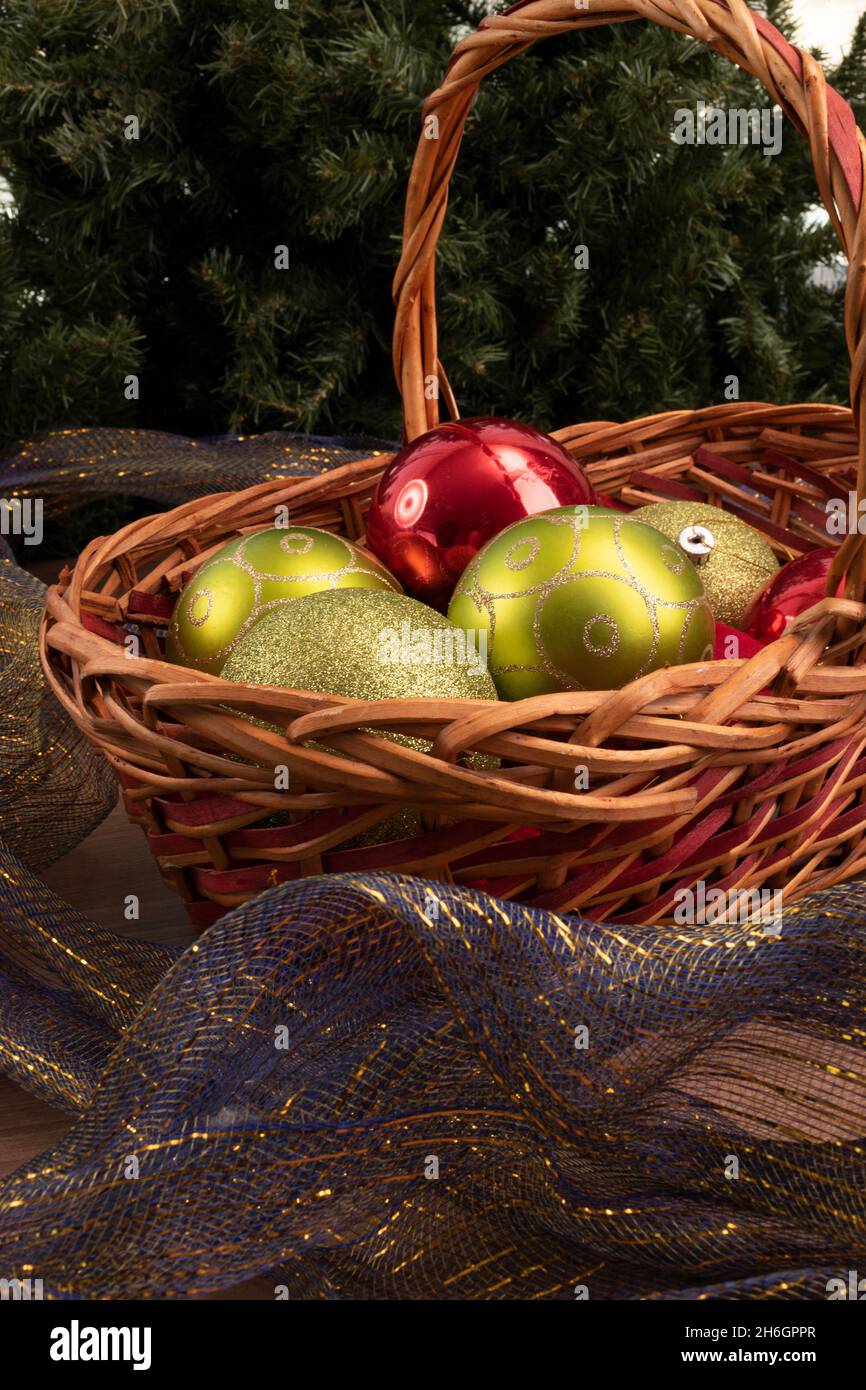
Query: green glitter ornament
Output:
[[166, 526, 398, 675], [448, 505, 715, 699], [633, 500, 779, 628], [222, 588, 498, 843], [223, 586, 497, 706]]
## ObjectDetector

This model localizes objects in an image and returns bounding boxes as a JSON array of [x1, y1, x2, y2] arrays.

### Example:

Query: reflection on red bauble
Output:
[[366, 417, 595, 607], [744, 548, 844, 643]]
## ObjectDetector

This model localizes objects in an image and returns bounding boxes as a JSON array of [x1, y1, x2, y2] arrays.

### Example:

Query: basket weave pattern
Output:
[[41, 1, 866, 928]]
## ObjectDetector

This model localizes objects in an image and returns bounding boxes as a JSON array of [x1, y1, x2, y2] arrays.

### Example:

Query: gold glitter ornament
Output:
[[222, 588, 498, 844], [634, 501, 779, 628], [448, 505, 715, 699], [166, 526, 399, 674]]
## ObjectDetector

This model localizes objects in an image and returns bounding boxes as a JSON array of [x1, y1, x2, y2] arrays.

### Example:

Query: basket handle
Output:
[[392, 0, 866, 594]]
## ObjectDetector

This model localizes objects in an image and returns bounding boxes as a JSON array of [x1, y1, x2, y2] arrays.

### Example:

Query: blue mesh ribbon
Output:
[[1, 846, 865, 1299]]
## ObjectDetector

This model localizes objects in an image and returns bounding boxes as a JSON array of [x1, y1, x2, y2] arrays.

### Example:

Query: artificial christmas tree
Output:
[[0, 0, 861, 449]]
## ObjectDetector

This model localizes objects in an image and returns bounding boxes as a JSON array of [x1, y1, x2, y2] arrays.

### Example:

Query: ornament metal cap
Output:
[[678, 523, 716, 566]]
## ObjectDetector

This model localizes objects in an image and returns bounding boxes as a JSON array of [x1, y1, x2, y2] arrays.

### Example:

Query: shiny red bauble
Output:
[[366, 417, 595, 608], [744, 548, 844, 644], [714, 623, 766, 661]]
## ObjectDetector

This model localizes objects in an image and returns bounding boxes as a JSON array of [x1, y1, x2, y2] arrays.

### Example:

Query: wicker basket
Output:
[[41, 0, 866, 929]]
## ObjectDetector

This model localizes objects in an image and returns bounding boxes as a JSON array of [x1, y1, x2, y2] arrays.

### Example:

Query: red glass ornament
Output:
[[713, 623, 766, 661], [744, 548, 844, 643], [366, 417, 595, 608]]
